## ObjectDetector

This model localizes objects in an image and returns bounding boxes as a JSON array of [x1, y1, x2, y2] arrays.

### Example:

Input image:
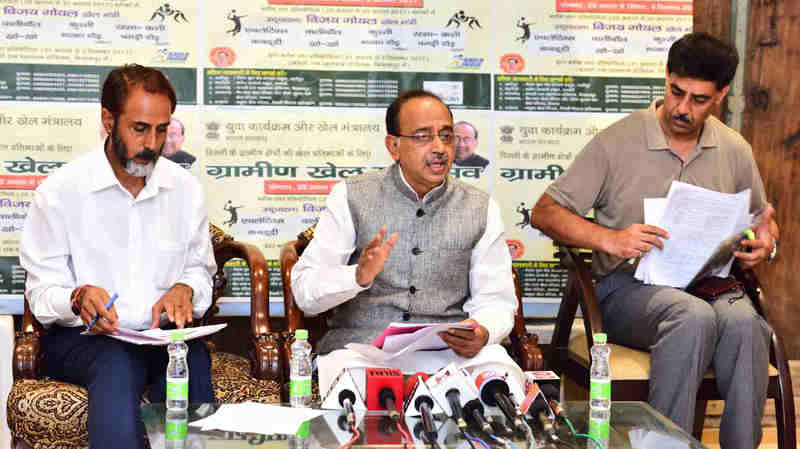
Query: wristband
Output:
[[70, 284, 90, 316]]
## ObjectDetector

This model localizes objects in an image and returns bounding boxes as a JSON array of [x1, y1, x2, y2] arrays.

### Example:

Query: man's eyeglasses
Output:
[[393, 130, 455, 146]]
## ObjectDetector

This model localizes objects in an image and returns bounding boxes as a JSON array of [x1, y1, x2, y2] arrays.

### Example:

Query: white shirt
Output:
[[20, 148, 216, 330], [291, 170, 517, 345]]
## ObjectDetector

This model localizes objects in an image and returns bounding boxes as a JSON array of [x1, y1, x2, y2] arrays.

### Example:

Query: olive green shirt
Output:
[[546, 100, 768, 278]]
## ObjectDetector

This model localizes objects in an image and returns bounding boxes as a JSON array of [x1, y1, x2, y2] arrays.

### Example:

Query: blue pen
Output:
[[86, 293, 118, 331]]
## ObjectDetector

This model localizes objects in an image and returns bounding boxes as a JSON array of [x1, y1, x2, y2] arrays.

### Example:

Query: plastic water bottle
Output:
[[165, 408, 188, 449], [167, 331, 189, 411], [288, 422, 311, 449], [589, 332, 611, 448], [290, 329, 312, 408]]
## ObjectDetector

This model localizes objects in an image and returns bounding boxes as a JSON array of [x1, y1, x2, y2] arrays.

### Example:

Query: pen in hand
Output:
[[86, 293, 118, 331]]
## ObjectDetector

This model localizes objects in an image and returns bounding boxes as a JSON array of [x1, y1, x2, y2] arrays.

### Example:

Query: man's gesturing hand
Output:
[[355, 226, 399, 287], [439, 319, 489, 358], [606, 223, 669, 259], [151, 283, 194, 329]]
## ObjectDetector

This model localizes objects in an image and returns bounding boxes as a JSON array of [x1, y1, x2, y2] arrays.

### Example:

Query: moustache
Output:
[[425, 153, 449, 164], [132, 148, 158, 161], [673, 114, 691, 124]]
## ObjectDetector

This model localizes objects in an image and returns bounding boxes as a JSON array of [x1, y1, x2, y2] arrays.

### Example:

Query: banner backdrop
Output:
[[0, 0, 691, 315]]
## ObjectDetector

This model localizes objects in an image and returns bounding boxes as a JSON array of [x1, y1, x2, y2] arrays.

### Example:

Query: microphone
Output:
[[463, 399, 492, 434], [366, 368, 403, 420], [403, 373, 438, 442], [426, 364, 479, 430], [473, 369, 525, 432], [539, 383, 566, 420]]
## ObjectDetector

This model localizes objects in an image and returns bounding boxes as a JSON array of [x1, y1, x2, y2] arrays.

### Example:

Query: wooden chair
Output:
[[276, 226, 545, 399], [549, 245, 796, 449], [7, 224, 282, 449]]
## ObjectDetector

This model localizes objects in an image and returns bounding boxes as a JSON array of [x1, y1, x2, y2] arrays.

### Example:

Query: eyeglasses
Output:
[[393, 130, 455, 146], [455, 135, 475, 144]]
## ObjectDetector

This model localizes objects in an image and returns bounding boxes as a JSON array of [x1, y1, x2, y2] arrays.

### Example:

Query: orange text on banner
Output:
[[556, 0, 692, 14], [264, 180, 340, 195], [0, 175, 46, 190]]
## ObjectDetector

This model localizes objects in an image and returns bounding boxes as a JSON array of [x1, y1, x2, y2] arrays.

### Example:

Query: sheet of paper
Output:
[[346, 323, 472, 361], [634, 198, 668, 282], [188, 402, 323, 435], [372, 322, 446, 348], [637, 182, 750, 288], [629, 427, 690, 449], [81, 323, 227, 345]]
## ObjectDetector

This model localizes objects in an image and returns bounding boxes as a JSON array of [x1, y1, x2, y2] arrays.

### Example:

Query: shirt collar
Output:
[[395, 163, 447, 203], [89, 142, 174, 194], [645, 98, 719, 151]]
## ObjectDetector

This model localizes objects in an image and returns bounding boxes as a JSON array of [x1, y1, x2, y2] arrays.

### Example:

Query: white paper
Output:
[[188, 402, 324, 435], [82, 323, 227, 345], [634, 182, 751, 288], [347, 323, 472, 362]]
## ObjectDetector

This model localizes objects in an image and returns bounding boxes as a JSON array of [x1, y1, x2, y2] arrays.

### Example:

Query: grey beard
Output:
[[124, 160, 155, 177]]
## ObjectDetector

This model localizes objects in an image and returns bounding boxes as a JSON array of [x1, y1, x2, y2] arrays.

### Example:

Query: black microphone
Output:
[[339, 389, 357, 426], [379, 388, 401, 422], [445, 389, 468, 428], [463, 399, 492, 434], [474, 370, 525, 432], [539, 383, 567, 421], [405, 373, 438, 443]]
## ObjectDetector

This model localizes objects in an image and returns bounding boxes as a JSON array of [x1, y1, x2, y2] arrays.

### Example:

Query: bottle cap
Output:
[[295, 329, 308, 340], [593, 333, 607, 344], [171, 330, 185, 341]]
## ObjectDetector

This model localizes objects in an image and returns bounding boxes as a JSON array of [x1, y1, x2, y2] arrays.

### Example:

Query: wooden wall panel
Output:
[[741, 0, 800, 358], [695, 0, 799, 358]]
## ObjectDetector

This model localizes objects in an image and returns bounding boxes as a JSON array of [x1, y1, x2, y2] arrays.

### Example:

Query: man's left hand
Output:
[[151, 283, 194, 329], [439, 318, 489, 358], [734, 205, 776, 269]]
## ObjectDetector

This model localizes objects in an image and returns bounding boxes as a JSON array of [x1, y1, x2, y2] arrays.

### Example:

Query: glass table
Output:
[[142, 402, 709, 448]]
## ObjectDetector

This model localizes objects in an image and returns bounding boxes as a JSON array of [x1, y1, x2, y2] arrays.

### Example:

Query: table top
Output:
[[142, 401, 708, 449]]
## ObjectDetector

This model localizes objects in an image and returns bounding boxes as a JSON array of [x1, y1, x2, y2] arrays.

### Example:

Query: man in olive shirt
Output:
[[532, 33, 777, 449]]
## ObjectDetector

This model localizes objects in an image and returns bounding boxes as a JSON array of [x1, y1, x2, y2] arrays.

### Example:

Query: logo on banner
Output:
[[205, 122, 220, 140], [223, 200, 244, 227], [500, 125, 514, 143], [515, 203, 532, 229], [500, 54, 524, 74], [445, 10, 482, 29], [449, 54, 484, 69], [210, 47, 236, 67], [149, 3, 189, 23], [153, 48, 189, 63], [515, 17, 533, 44], [506, 239, 525, 260]]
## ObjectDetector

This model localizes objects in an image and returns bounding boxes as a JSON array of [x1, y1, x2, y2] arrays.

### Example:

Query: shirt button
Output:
[[403, 312, 411, 321], [416, 208, 425, 218], [409, 286, 417, 294], [412, 247, 422, 256]]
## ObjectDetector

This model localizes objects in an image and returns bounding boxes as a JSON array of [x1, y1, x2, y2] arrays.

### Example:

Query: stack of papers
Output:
[[346, 322, 473, 362], [189, 402, 324, 435], [82, 323, 227, 345], [635, 182, 752, 288]]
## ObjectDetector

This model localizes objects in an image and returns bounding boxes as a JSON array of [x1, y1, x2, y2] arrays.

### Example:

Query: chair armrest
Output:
[[555, 245, 604, 348], [13, 300, 43, 379], [509, 268, 545, 371], [213, 238, 280, 381]]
